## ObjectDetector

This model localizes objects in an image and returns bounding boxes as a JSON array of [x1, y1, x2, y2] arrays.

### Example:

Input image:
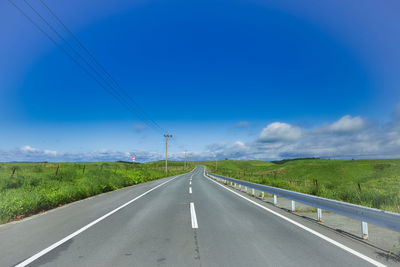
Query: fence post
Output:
[[273, 195, 277, 205], [361, 221, 369, 240], [291, 200, 295, 212], [317, 208, 322, 222]]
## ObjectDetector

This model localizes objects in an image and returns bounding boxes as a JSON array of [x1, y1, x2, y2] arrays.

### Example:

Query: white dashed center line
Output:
[[190, 202, 198, 228]]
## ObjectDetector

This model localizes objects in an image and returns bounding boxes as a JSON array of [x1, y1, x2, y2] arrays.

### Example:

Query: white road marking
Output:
[[204, 173, 386, 267], [190, 202, 198, 228], [189, 187, 192, 194], [15, 175, 181, 267], [190, 181, 192, 185]]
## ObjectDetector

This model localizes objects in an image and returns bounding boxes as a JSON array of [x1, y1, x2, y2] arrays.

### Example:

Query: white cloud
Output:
[[200, 105, 400, 161], [3, 104, 400, 162], [0, 147, 163, 163], [328, 115, 365, 133], [235, 121, 249, 128], [44, 149, 57, 156], [258, 122, 301, 143], [233, 141, 245, 147], [134, 123, 147, 132], [21, 145, 39, 152]]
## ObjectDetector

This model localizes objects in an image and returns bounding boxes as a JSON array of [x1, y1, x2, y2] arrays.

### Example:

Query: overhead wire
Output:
[[9, 0, 191, 158], [10, 0, 166, 135], [27, 0, 164, 134], [37, 0, 165, 134]]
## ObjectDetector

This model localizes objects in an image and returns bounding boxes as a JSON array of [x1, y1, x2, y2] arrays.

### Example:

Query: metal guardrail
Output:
[[207, 172, 400, 237]]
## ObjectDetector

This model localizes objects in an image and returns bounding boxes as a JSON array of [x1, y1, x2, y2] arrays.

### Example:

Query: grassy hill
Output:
[[2, 158, 399, 223], [199, 159, 400, 213], [0, 161, 187, 224]]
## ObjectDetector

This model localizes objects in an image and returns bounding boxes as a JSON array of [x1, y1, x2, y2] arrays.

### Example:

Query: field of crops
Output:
[[0, 161, 189, 224], [200, 159, 400, 213]]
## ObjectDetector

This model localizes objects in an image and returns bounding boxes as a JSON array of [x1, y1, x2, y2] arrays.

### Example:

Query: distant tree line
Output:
[[271, 157, 319, 165]]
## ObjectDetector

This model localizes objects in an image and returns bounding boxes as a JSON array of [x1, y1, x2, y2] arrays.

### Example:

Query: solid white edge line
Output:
[[190, 202, 198, 229], [189, 187, 192, 194], [204, 173, 386, 267], [15, 175, 182, 267]]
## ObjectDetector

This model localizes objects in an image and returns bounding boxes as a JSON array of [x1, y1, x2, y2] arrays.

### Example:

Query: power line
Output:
[[37, 0, 165, 134], [7, 1, 124, 108], [9, 0, 193, 159], [10, 0, 166, 135], [25, 0, 164, 134]]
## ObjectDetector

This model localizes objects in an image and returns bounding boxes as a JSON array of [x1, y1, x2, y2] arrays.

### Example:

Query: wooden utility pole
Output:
[[184, 150, 187, 170], [164, 134, 172, 173]]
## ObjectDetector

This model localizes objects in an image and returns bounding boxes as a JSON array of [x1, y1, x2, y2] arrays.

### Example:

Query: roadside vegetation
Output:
[[199, 159, 400, 213], [0, 161, 188, 224]]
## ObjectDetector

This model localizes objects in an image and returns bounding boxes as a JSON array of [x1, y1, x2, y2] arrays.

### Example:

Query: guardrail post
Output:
[[207, 173, 400, 233], [252, 188, 255, 195], [361, 221, 368, 240], [239, 184, 242, 190], [291, 200, 295, 212], [317, 208, 322, 222]]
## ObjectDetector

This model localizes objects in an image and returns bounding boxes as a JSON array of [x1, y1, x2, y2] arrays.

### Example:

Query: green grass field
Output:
[[0, 161, 189, 224], [2, 159, 399, 224], [199, 159, 400, 213]]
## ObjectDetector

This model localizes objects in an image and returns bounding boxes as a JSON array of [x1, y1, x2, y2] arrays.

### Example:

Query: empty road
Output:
[[0, 166, 392, 266]]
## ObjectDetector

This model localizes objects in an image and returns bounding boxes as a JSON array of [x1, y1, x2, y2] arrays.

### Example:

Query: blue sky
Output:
[[1, 0, 400, 162]]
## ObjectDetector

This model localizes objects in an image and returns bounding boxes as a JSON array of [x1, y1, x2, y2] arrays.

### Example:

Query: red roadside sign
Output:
[[131, 155, 136, 162]]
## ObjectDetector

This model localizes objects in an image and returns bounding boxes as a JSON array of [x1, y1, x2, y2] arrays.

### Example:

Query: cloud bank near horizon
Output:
[[2, 104, 400, 162]]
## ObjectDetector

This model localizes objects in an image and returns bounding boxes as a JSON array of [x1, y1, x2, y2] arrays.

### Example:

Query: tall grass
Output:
[[199, 159, 400, 213], [0, 161, 187, 224]]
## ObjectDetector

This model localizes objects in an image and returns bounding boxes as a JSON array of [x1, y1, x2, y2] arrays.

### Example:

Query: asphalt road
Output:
[[0, 166, 393, 266]]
